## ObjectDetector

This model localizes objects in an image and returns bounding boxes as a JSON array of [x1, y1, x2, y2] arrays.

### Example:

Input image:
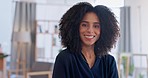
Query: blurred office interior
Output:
[[0, 0, 148, 78]]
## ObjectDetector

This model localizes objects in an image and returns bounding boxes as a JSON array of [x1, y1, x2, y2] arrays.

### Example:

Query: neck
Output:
[[81, 45, 96, 68], [81, 45, 95, 59], [82, 45, 94, 53]]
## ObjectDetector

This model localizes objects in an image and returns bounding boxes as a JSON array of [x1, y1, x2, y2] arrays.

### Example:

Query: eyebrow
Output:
[[81, 21, 100, 24]]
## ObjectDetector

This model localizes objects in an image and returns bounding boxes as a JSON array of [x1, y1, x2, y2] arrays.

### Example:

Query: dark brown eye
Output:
[[81, 23, 87, 27], [80, 22, 88, 28], [94, 24, 100, 28]]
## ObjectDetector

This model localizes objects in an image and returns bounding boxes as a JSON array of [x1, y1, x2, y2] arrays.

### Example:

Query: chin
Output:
[[85, 43, 95, 46]]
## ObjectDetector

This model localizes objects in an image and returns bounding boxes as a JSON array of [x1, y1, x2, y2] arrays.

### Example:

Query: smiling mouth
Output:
[[84, 35, 95, 38]]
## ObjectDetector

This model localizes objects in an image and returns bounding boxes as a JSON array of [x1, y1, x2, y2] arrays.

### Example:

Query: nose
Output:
[[87, 25, 93, 33]]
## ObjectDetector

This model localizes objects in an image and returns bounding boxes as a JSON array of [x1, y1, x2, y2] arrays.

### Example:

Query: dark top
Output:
[[52, 49, 119, 78]]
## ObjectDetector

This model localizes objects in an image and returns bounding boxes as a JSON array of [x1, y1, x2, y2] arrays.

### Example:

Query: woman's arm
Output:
[[52, 51, 70, 78], [109, 55, 119, 78], [52, 56, 66, 78]]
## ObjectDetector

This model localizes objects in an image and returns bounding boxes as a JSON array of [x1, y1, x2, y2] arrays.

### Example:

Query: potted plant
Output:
[[0, 53, 8, 69], [0, 53, 8, 59]]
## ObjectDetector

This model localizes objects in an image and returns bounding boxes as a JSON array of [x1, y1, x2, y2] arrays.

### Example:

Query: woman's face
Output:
[[80, 12, 101, 47]]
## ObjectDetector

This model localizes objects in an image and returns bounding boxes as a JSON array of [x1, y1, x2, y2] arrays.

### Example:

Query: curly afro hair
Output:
[[59, 2, 120, 55]]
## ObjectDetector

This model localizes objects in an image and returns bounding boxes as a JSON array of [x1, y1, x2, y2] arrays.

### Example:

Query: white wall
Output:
[[0, 0, 13, 55], [125, 0, 148, 53], [36, 4, 71, 21]]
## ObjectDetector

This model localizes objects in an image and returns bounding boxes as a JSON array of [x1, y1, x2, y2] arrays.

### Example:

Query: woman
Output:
[[52, 2, 120, 78]]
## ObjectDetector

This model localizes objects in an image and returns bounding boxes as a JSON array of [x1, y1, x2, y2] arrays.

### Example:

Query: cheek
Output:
[[96, 29, 101, 34], [79, 30, 83, 38], [79, 29, 85, 35]]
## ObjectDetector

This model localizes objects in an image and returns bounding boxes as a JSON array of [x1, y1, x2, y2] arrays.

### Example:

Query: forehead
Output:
[[82, 12, 99, 22]]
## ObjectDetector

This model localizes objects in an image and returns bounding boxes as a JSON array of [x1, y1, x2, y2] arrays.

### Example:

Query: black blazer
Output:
[[52, 49, 119, 78]]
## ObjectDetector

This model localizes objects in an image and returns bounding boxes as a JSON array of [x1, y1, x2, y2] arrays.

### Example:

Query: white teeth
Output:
[[85, 36, 94, 38]]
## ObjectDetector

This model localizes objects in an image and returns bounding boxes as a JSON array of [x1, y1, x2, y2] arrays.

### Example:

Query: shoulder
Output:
[[99, 54, 118, 77], [55, 49, 74, 63], [52, 49, 75, 77], [105, 54, 115, 60], [101, 54, 116, 64], [102, 54, 115, 60], [57, 49, 73, 58], [103, 54, 119, 77]]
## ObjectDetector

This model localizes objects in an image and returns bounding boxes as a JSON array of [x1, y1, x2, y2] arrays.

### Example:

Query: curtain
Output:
[[11, 1, 36, 71], [118, 6, 131, 53]]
